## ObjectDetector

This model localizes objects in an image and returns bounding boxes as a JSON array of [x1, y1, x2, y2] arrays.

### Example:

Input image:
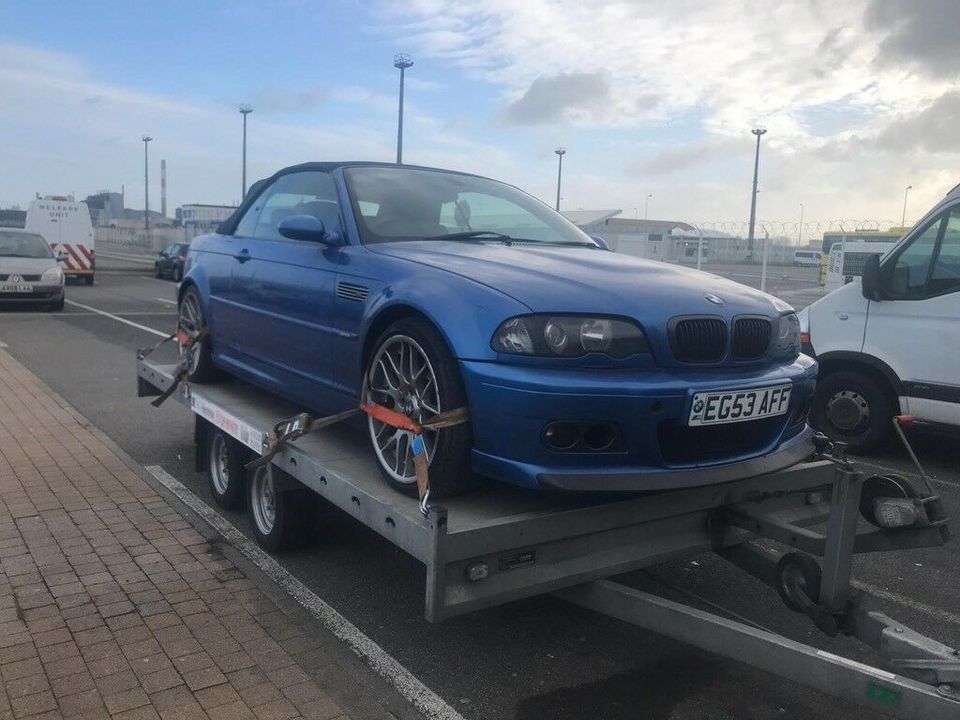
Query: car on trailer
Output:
[[176, 161, 818, 499]]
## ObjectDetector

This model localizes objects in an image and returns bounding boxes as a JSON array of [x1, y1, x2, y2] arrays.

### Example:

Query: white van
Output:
[[800, 183, 960, 451], [25, 195, 95, 285], [793, 249, 821, 267]]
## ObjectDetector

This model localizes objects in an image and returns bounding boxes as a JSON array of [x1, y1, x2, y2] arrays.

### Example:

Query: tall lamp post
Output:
[[394, 53, 414, 164], [901, 185, 913, 228], [798, 203, 804, 246], [142, 135, 153, 234], [644, 193, 653, 220], [239, 104, 253, 199], [746, 126, 767, 259], [554, 147, 566, 211]]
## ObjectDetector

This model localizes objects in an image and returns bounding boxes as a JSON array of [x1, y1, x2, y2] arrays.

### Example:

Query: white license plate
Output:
[[688, 384, 792, 426], [0, 284, 33, 293]]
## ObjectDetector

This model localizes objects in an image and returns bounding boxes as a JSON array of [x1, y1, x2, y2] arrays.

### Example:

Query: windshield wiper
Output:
[[430, 230, 515, 244]]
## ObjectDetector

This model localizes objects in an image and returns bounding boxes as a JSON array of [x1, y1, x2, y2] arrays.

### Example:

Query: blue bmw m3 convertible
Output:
[[179, 162, 817, 497]]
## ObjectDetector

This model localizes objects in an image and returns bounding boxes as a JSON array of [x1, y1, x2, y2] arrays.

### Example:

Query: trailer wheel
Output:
[[206, 429, 247, 510], [776, 552, 822, 613], [248, 465, 312, 552]]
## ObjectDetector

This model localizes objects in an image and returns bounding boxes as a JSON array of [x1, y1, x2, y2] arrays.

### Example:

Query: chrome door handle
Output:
[[234, 249, 250, 263]]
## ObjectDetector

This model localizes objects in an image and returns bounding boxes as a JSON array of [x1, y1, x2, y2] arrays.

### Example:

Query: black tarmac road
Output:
[[0, 272, 956, 720]]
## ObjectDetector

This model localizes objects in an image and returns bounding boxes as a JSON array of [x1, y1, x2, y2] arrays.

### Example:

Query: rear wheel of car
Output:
[[363, 317, 475, 498], [177, 285, 216, 382], [206, 428, 247, 510], [811, 370, 893, 454], [248, 465, 313, 552]]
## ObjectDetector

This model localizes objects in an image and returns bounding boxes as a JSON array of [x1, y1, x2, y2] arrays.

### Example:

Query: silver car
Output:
[[0, 230, 66, 311]]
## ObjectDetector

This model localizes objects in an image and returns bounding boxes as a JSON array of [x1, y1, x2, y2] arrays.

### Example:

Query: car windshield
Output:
[[0, 231, 52, 259], [343, 166, 596, 246]]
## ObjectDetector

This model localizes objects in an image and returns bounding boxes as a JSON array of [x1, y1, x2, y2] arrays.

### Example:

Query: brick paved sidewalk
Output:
[[0, 351, 405, 720]]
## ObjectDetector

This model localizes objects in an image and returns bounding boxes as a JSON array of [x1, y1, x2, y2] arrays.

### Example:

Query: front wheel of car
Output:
[[363, 317, 475, 499], [811, 370, 893, 454], [177, 285, 216, 382]]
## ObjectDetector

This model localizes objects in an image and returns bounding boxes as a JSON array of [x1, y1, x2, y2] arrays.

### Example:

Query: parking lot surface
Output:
[[1, 271, 957, 720]]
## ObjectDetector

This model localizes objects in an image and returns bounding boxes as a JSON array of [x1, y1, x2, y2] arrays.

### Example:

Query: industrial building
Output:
[[177, 204, 236, 240]]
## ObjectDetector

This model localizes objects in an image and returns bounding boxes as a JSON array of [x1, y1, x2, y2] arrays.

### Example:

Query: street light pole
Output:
[[394, 53, 414, 164], [798, 203, 804, 246], [239, 104, 253, 199], [554, 147, 566, 211], [746, 126, 767, 260], [142, 135, 152, 234], [644, 193, 653, 220], [901, 185, 913, 228]]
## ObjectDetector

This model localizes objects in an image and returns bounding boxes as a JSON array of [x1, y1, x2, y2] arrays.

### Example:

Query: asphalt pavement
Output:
[[0, 271, 957, 720]]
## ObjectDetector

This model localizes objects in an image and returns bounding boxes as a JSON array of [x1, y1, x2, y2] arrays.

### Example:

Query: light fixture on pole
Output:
[[554, 147, 566, 211], [142, 135, 153, 234], [393, 53, 414, 164], [239, 104, 253, 199], [798, 203, 804, 246], [644, 193, 653, 220], [901, 185, 913, 228], [746, 126, 767, 260]]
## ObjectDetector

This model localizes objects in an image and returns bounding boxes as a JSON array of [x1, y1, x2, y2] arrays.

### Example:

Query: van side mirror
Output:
[[57, 250, 68, 264], [277, 215, 342, 245], [861, 253, 881, 300]]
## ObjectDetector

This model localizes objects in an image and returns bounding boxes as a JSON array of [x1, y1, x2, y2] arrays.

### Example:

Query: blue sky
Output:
[[2, 1, 958, 230]]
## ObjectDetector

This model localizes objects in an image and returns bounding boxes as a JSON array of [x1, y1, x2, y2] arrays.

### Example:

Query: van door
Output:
[[864, 206, 960, 424]]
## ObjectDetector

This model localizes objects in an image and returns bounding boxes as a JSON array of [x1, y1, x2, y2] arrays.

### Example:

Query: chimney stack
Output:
[[160, 160, 167, 219]]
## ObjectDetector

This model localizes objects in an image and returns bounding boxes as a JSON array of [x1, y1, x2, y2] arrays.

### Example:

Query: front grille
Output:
[[0, 274, 41, 281], [670, 317, 727, 363], [658, 415, 786, 465], [732, 317, 771, 360]]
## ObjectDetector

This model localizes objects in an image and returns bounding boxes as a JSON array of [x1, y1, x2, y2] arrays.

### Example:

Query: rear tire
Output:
[[177, 285, 216, 382], [811, 370, 893, 454], [84, 275, 94, 286], [247, 465, 313, 552], [206, 428, 247, 510], [363, 317, 475, 498]]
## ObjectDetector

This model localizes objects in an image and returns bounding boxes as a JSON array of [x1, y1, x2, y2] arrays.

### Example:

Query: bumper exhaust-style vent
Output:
[[336, 282, 369, 302]]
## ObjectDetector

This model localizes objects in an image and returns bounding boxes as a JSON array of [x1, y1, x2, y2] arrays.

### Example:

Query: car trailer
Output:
[[137, 357, 959, 719]]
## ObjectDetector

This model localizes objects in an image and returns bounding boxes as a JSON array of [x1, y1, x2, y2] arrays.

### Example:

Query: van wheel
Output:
[[206, 428, 247, 510], [248, 465, 313, 552], [84, 275, 94, 286], [177, 286, 216, 382], [363, 317, 476, 498], [811, 370, 893, 454]]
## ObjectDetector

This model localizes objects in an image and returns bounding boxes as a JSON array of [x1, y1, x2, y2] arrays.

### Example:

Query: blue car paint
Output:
[[182, 162, 817, 492]]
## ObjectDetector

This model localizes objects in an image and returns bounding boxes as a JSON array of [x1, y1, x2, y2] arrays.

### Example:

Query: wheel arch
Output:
[[360, 303, 452, 372], [815, 351, 903, 408]]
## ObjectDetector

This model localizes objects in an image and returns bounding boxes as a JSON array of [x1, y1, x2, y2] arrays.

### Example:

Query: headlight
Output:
[[42, 266, 64, 284], [774, 312, 801, 359], [492, 315, 649, 358]]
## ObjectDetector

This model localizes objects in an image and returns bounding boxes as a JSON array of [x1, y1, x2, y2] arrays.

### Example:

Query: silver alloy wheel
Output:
[[250, 465, 276, 536], [177, 292, 204, 375], [826, 389, 869, 431], [364, 334, 441, 485], [209, 434, 229, 495]]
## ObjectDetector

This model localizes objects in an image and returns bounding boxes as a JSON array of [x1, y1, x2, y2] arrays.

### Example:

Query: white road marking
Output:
[[850, 580, 960, 628], [155, 298, 177, 306], [64, 300, 168, 338], [0, 340, 7, 348], [145, 464, 467, 720]]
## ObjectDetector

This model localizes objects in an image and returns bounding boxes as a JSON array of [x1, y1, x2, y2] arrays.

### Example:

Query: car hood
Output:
[[0, 257, 57, 275], [369, 241, 785, 320]]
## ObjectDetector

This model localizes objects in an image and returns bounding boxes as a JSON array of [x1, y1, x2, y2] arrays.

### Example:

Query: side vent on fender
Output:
[[337, 281, 369, 302]]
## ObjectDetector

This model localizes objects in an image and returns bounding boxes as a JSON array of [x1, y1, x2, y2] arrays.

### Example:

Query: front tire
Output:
[[363, 317, 475, 498], [177, 285, 216, 382], [811, 370, 893, 454]]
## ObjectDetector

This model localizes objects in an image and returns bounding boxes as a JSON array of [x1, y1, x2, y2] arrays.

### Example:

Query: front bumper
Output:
[[461, 355, 818, 492]]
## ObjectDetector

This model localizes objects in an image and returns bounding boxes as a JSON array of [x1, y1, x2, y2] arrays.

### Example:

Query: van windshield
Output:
[[0, 231, 53, 258]]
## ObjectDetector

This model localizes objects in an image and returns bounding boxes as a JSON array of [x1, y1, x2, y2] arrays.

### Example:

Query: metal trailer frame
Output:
[[137, 359, 960, 719]]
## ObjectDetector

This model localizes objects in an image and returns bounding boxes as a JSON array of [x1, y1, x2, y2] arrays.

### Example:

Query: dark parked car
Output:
[[178, 162, 816, 498], [155, 243, 189, 281]]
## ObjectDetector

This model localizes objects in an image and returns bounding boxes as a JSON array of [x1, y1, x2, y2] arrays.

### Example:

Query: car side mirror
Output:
[[861, 253, 881, 300], [589, 235, 612, 251], [277, 215, 342, 245]]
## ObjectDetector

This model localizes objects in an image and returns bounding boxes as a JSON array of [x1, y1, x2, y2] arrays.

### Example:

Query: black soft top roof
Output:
[[217, 161, 487, 236]]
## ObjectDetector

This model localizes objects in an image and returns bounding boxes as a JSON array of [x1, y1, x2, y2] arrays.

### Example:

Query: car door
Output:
[[229, 170, 343, 407], [863, 205, 960, 425]]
